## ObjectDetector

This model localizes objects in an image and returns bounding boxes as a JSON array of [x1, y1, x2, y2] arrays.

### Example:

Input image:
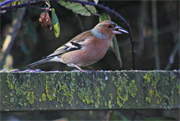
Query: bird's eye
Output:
[[107, 25, 113, 28]]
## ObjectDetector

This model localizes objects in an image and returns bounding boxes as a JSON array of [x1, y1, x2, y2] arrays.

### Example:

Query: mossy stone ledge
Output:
[[0, 70, 179, 111]]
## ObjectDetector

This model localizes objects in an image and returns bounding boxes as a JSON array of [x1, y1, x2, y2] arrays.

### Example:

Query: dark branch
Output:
[[0, 1, 46, 11], [165, 42, 179, 70], [81, 3, 96, 16], [0, 0, 15, 6]]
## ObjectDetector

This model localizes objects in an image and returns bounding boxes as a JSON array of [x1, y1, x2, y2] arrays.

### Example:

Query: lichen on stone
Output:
[[26, 91, 34, 105]]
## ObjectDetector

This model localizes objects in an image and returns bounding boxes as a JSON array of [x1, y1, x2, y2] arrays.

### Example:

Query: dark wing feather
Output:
[[46, 31, 93, 58]]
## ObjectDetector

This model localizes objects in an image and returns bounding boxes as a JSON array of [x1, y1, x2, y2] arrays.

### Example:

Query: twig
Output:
[[81, 3, 96, 16], [29, 5, 52, 11], [137, 1, 147, 57], [131, 110, 136, 121], [164, 4, 180, 69], [152, 0, 160, 69], [132, 110, 150, 121], [0, 0, 15, 6], [0, 1, 45, 11], [104, 110, 113, 121], [165, 42, 179, 70], [0, 5, 26, 68]]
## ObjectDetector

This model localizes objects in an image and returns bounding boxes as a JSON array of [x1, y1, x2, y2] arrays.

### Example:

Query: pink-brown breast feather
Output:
[[61, 32, 112, 67]]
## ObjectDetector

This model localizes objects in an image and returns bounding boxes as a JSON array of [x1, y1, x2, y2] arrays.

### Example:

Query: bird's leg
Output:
[[87, 66, 96, 71], [72, 64, 84, 72], [87, 66, 98, 77], [87, 66, 98, 73]]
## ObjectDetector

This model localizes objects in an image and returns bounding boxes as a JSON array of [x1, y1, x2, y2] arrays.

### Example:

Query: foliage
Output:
[[59, 0, 97, 16], [51, 8, 60, 38]]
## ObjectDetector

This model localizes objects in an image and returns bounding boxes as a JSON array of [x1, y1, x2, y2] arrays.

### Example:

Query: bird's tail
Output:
[[25, 58, 51, 69]]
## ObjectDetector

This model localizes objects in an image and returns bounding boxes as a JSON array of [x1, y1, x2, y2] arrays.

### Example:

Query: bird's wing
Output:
[[46, 31, 93, 58]]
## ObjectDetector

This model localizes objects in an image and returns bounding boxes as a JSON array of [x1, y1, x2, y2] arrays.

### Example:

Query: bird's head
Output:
[[91, 20, 128, 40]]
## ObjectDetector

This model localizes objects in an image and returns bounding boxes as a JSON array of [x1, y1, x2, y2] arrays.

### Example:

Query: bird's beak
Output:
[[113, 26, 128, 34]]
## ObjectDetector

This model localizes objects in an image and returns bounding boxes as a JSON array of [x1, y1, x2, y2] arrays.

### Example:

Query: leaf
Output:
[[110, 36, 123, 68], [58, 0, 96, 16], [26, 20, 37, 43], [52, 8, 60, 38], [99, 12, 111, 22], [12, 0, 21, 6], [46, 0, 51, 7], [94, 0, 99, 4]]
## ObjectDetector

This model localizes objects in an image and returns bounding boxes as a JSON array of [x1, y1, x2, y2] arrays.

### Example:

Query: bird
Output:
[[26, 20, 128, 71]]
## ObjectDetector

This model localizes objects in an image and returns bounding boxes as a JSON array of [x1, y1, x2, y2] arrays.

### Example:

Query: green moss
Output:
[[18, 101, 23, 106], [56, 73, 76, 107], [156, 99, 160, 104], [145, 89, 154, 103], [143, 73, 152, 103], [57, 81, 75, 105], [76, 73, 96, 106], [142, 73, 151, 88], [151, 73, 159, 89], [42, 93, 46, 101], [128, 80, 138, 98], [2, 71, 178, 110], [148, 89, 154, 97], [108, 100, 112, 109], [109, 93, 113, 99], [98, 78, 106, 91], [45, 75, 56, 101], [26, 91, 34, 105], [108, 93, 113, 109], [113, 73, 129, 108], [78, 87, 93, 104], [85, 88, 94, 104], [76, 101, 78, 104], [144, 73, 151, 83], [142, 72, 175, 107], [176, 83, 180, 95], [10, 97, 14, 103], [14, 84, 24, 95], [6, 73, 14, 90], [145, 97, 151, 103], [10, 93, 13, 96], [105, 101, 107, 106], [24, 103, 27, 107], [170, 72, 176, 80], [94, 87, 102, 108], [117, 86, 128, 107]]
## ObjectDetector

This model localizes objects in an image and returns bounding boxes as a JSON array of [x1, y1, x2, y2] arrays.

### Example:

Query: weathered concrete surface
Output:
[[0, 70, 179, 111]]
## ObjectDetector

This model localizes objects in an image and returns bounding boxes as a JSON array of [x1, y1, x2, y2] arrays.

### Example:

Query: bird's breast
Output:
[[61, 38, 111, 67]]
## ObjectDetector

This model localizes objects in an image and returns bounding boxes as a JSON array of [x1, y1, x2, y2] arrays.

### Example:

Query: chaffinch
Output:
[[26, 20, 128, 71]]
